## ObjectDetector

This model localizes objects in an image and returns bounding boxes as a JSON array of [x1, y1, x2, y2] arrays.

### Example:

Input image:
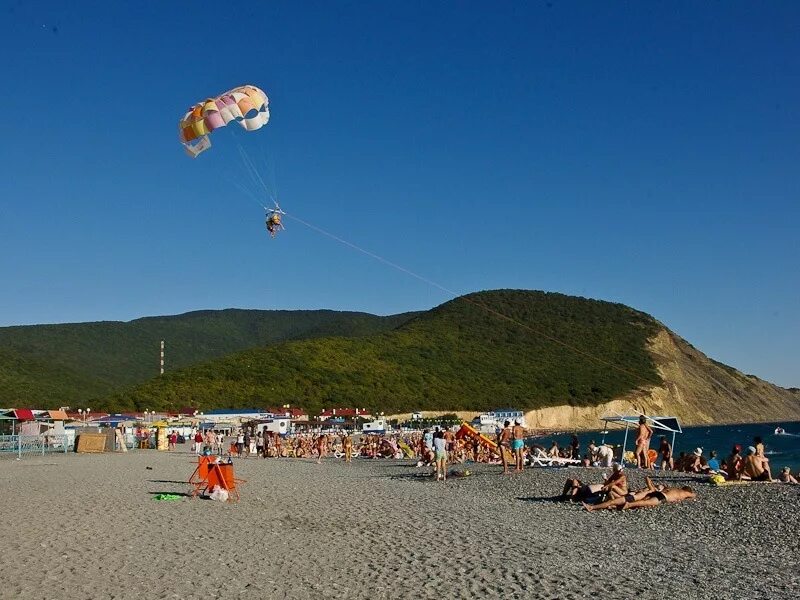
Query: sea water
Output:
[[535, 420, 800, 472]]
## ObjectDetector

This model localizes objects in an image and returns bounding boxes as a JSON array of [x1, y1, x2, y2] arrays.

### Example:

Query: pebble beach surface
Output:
[[1, 450, 798, 600]]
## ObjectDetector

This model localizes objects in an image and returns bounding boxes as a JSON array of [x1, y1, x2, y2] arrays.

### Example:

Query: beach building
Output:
[[203, 408, 273, 423], [318, 408, 372, 421], [265, 407, 308, 421]]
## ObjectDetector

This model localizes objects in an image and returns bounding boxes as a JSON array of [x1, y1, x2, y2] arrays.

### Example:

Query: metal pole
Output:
[[621, 424, 630, 465]]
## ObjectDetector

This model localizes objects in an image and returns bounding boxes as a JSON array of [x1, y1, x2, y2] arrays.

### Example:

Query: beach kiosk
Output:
[[153, 421, 170, 451], [599, 414, 682, 466]]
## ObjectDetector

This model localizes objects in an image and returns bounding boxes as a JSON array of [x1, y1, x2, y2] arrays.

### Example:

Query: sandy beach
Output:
[[1, 450, 798, 600]]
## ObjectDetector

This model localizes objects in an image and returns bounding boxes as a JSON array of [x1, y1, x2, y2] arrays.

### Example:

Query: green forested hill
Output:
[[109, 290, 663, 414], [0, 309, 417, 406]]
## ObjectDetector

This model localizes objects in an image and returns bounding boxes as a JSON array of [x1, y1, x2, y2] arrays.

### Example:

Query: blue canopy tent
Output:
[[92, 414, 137, 427], [599, 415, 682, 466]]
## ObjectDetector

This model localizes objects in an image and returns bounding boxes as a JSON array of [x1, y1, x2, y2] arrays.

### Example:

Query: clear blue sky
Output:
[[1, 2, 798, 387]]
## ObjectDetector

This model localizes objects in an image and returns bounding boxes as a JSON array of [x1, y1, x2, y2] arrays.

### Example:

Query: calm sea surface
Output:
[[534, 420, 800, 472]]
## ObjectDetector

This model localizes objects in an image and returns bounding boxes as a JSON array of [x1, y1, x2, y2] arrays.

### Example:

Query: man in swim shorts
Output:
[[583, 477, 664, 511], [443, 426, 456, 461], [741, 446, 772, 481], [511, 420, 526, 472], [622, 485, 696, 510]]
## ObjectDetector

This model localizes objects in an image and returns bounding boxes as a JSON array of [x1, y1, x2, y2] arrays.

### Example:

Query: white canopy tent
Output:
[[599, 415, 682, 466]]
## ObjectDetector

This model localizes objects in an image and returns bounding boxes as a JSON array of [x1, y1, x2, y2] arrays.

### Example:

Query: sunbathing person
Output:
[[621, 486, 696, 510], [584, 477, 664, 511], [741, 446, 773, 481], [601, 463, 628, 499], [561, 478, 605, 501], [547, 441, 560, 458], [562, 464, 627, 502], [778, 467, 798, 484], [722, 444, 743, 480]]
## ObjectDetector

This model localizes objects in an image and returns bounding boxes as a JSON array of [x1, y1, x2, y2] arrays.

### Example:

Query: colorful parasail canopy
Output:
[[179, 85, 270, 158]]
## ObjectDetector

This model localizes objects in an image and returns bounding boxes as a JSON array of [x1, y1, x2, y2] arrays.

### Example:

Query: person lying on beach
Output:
[[741, 447, 772, 481], [777, 467, 798, 484], [561, 464, 627, 502], [620, 486, 696, 510], [560, 478, 605, 501], [583, 477, 665, 511]]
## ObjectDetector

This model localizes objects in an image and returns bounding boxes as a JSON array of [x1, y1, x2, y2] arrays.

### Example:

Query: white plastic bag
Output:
[[208, 485, 229, 502]]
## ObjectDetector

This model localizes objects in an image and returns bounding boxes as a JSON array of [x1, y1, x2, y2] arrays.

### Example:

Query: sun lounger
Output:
[[530, 449, 582, 467]]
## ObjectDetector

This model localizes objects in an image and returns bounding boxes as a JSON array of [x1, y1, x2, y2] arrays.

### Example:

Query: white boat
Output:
[[774, 427, 786, 435], [472, 409, 527, 434], [362, 419, 387, 434]]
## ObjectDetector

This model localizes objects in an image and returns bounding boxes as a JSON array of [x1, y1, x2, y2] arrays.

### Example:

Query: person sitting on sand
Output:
[[777, 467, 798, 484], [753, 436, 766, 458], [620, 485, 696, 510], [741, 446, 772, 481], [634, 415, 653, 468], [547, 441, 560, 458], [600, 463, 628, 499], [657, 436, 673, 470], [685, 448, 705, 473], [584, 477, 665, 511], [586, 441, 598, 463], [706, 450, 720, 472]]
